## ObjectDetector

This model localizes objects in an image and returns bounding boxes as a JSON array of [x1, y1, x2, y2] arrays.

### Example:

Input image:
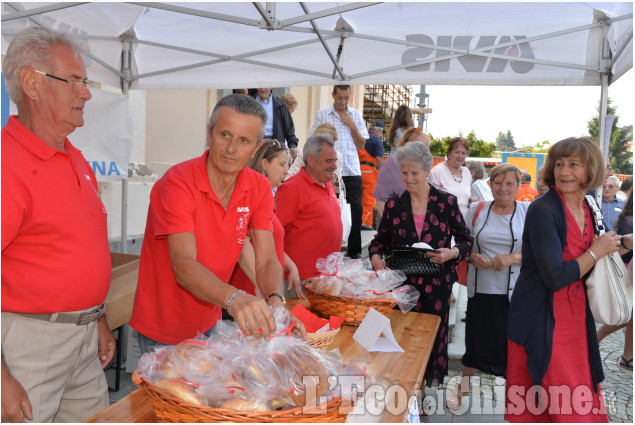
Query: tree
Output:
[[587, 98, 632, 174], [522, 140, 551, 153], [429, 131, 496, 158], [496, 130, 516, 151]]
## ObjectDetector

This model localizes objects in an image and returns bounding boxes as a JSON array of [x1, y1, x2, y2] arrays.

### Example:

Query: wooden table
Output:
[[87, 309, 440, 423]]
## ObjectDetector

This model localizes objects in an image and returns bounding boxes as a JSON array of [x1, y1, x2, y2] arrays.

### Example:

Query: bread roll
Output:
[[155, 379, 201, 405], [159, 343, 218, 378]]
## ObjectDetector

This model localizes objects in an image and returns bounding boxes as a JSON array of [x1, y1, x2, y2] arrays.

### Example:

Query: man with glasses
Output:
[[601, 175, 624, 231], [2, 28, 114, 422]]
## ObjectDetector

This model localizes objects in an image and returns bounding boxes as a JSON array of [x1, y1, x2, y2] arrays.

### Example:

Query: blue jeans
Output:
[[136, 326, 215, 354]]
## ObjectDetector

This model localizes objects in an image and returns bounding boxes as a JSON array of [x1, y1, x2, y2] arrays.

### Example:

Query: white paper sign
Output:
[[352, 308, 404, 352]]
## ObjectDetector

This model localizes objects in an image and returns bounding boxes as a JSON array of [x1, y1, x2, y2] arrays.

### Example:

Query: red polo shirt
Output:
[[228, 213, 285, 295], [129, 151, 273, 344], [275, 167, 343, 280], [1, 116, 111, 313]]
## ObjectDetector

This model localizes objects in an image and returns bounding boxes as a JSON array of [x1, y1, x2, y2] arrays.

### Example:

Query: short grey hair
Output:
[[394, 142, 433, 172], [606, 175, 621, 186], [2, 27, 86, 104], [467, 161, 486, 180], [209, 94, 267, 141], [369, 125, 383, 134], [303, 134, 335, 163]]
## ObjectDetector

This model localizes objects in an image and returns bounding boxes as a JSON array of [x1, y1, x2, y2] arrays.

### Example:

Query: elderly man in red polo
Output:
[[275, 134, 344, 297], [2, 27, 115, 422]]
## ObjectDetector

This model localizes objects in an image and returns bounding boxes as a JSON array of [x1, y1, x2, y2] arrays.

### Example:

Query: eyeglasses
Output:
[[33, 69, 93, 92], [268, 139, 282, 148]]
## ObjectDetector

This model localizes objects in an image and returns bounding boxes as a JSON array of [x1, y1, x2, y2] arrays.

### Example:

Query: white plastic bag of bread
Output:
[[135, 306, 350, 411], [305, 252, 420, 312]]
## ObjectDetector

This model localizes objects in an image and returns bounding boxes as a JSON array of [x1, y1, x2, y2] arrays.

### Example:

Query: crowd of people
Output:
[[2, 27, 633, 423]]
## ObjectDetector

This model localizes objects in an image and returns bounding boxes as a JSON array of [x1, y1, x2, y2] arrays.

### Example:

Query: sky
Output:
[[423, 69, 634, 148]]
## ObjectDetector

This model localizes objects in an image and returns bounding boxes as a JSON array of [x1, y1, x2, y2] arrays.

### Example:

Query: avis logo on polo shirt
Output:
[[236, 206, 250, 244]]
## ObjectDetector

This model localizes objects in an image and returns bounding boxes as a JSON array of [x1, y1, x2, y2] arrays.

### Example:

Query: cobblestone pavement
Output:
[[421, 324, 632, 423]]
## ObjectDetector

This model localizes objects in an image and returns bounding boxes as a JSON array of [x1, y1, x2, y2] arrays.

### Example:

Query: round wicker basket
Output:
[[303, 282, 397, 326], [307, 327, 340, 350], [132, 374, 352, 423]]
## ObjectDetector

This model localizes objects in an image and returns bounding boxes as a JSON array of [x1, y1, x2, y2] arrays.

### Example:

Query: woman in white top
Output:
[[446, 163, 529, 409], [428, 137, 476, 219]]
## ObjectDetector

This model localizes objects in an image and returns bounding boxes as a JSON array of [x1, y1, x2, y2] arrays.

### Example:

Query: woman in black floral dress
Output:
[[369, 142, 473, 386]]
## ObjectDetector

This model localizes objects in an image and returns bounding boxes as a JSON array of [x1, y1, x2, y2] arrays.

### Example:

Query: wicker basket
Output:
[[133, 374, 352, 423], [303, 283, 397, 326], [307, 327, 340, 350]]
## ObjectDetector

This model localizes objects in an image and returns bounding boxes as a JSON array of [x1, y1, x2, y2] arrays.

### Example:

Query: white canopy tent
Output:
[[2, 2, 632, 150], [2, 1, 632, 245]]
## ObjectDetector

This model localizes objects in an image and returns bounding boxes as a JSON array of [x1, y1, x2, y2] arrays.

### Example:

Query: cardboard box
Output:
[[104, 252, 140, 330]]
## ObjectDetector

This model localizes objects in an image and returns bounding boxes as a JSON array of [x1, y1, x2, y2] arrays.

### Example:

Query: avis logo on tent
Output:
[[401, 35, 535, 74], [90, 161, 122, 177]]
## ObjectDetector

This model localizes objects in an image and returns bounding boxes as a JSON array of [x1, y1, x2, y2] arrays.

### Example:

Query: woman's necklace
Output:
[[449, 165, 463, 183]]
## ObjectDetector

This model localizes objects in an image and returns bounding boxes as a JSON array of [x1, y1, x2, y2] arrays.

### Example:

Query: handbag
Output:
[[457, 201, 486, 285], [335, 172, 352, 243], [584, 195, 632, 326], [385, 246, 441, 278]]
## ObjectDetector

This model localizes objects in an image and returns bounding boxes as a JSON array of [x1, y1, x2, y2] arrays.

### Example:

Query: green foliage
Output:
[[496, 130, 516, 151], [522, 140, 551, 153], [586, 98, 632, 174], [429, 130, 497, 158]]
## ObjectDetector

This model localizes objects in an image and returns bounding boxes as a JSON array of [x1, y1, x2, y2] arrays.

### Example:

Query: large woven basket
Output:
[[133, 374, 352, 423], [303, 283, 397, 326]]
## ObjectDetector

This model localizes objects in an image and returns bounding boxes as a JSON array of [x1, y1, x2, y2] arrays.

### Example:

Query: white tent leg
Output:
[[120, 179, 128, 253], [596, 25, 611, 207]]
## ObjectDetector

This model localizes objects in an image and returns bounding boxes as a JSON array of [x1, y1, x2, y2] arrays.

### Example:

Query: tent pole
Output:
[[596, 24, 611, 207], [120, 179, 128, 253]]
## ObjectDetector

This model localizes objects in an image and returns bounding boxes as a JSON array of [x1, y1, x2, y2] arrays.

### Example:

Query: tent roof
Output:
[[2, 2, 633, 91]]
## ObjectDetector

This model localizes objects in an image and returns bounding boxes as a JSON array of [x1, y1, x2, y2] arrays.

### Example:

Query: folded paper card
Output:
[[290, 304, 345, 333], [353, 308, 404, 352]]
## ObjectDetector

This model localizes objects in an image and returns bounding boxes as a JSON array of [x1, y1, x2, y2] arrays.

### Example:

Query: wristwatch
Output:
[[266, 292, 286, 305]]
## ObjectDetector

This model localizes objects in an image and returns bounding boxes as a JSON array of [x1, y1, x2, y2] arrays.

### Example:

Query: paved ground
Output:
[[419, 320, 633, 423]]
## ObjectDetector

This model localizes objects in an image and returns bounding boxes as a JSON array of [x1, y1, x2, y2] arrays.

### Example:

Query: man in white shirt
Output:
[[309, 85, 369, 258]]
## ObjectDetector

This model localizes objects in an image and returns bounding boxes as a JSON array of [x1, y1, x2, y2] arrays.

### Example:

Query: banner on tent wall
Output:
[[70, 89, 132, 182], [1, 74, 9, 128]]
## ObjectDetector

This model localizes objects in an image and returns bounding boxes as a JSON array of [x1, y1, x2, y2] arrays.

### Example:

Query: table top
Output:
[[87, 308, 440, 423]]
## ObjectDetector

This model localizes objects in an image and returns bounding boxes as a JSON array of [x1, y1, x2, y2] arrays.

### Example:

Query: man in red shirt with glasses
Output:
[[2, 27, 115, 422]]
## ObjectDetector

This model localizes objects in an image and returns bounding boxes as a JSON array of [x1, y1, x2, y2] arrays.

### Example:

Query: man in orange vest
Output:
[[516, 173, 540, 202], [359, 120, 385, 229]]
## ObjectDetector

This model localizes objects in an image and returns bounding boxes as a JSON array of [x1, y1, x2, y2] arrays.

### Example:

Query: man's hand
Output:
[[337, 111, 356, 130], [97, 315, 115, 368], [1, 358, 32, 422], [229, 292, 277, 339], [286, 264, 305, 299], [289, 146, 298, 162], [266, 296, 308, 340]]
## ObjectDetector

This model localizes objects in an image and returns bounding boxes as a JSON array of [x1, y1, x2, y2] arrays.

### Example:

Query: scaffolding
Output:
[[363, 85, 432, 139], [363, 84, 413, 130]]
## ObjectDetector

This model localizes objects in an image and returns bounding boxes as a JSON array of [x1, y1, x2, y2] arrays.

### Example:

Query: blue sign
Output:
[[2, 73, 10, 128]]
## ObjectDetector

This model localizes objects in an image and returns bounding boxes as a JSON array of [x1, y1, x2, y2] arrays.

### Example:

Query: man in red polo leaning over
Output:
[[276, 134, 344, 297], [129, 94, 306, 353], [2, 27, 115, 422]]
